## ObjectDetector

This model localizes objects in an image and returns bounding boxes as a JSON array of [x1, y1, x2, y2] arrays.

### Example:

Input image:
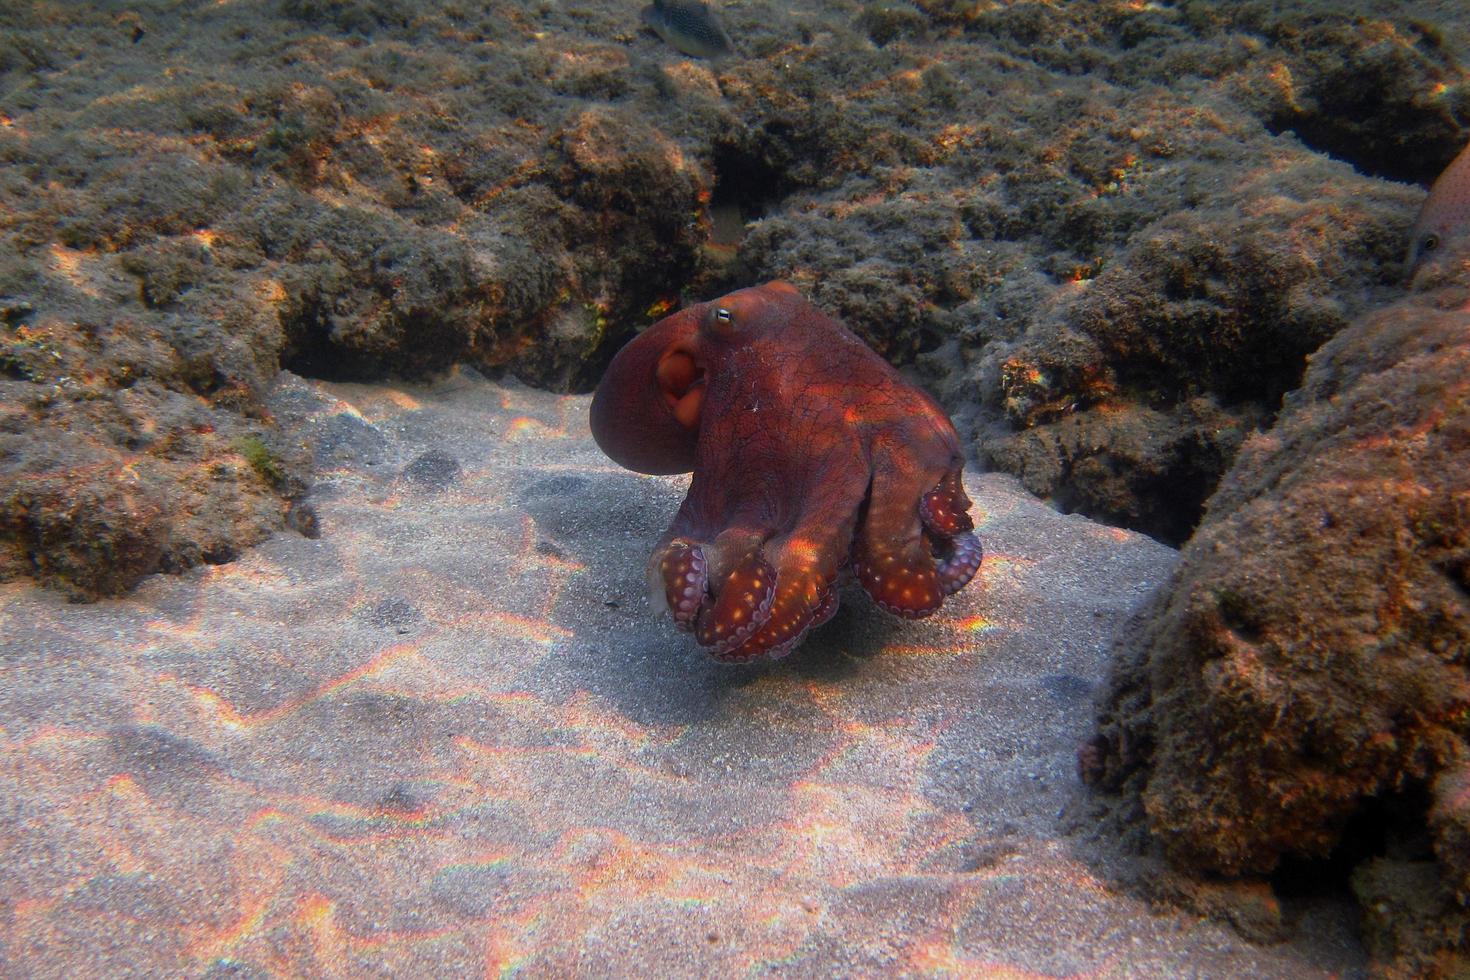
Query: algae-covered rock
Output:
[[3, 466, 169, 599], [1, 0, 1467, 594], [978, 158, 1417, 542], [1085, 241, 1470, 971], [0, 0, 716, 594], [720, 0, 1458, 543], [1351, 857, 1469, 978], [0, 264, 297, 597]]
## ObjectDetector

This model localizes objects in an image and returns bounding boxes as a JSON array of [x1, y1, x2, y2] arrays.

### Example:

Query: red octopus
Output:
[[590, 281, 981, 663]]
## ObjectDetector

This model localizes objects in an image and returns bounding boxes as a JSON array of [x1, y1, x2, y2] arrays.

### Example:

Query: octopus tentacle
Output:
[[810, 584, 840, 629], [919, 469, 975, 537], [757, 631, 807, 662], [853, 464, 977, 620], [852, 538, 947, 619], [931, 530, 983, 596], [651, 538, 708, 632], [747, 583, 839, 662], [715, 567, 825, 662], [696, 552, 776, 656]]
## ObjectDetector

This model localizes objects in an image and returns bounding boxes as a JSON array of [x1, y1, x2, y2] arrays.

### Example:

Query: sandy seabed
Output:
[[0, 371, 1365, 976]]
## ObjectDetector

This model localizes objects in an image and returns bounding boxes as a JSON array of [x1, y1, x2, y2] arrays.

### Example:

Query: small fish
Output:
[[640, 0, 735, 60], [1406, 139, 1470, 273]]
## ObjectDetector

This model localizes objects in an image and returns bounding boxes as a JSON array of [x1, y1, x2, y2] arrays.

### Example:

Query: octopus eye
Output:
[[708, 306, 737, 335], [1422, 233, 1441, 253]]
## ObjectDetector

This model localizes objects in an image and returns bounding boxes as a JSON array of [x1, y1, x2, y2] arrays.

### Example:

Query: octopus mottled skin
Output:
[[590, 281, 982, 663]]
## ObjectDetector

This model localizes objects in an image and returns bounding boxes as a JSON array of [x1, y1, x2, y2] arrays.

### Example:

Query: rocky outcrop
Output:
[[1083, 242, 1470, 974], [0, 0, 1464, 592]]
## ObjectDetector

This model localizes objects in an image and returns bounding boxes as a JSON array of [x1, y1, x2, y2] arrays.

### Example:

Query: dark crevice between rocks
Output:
[[1045, 428, 1234, 548], [710, 140, 789, 220], [280, 302, 465, 382], [1264, 783, 1453, 965], [1253, 19, 1469, 186], [1271, 782, 1435, 902], [696, 138, 793, 296], [1269, 108, 1465, 187], [1052, 482, 1198, 551], [279, 303, 359, 381]]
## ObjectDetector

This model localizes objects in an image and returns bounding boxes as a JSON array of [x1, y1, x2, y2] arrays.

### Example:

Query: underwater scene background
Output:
[[0, 0, 1467, 975]]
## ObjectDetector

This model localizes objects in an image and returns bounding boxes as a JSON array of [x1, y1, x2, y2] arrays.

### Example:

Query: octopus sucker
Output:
[[935, 531, 983, 597]]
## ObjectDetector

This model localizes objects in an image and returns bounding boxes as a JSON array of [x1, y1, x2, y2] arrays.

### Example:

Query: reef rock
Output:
[[0, 0, 1467, 594], [1084, 240, 1470, 974]]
